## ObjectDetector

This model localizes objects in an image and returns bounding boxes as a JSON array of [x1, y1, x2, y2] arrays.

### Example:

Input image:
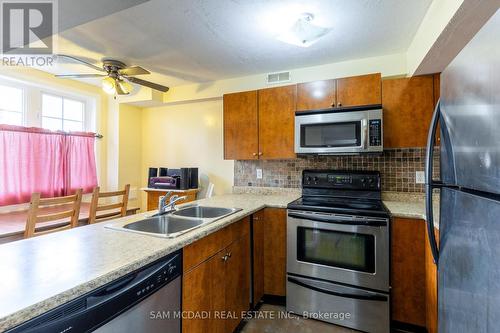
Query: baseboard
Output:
[[261, 294, 286, 306], [392, 320, 428, 333]]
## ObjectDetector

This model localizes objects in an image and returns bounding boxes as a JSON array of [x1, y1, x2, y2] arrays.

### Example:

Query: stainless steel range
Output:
[[286, 170, 390, 333]]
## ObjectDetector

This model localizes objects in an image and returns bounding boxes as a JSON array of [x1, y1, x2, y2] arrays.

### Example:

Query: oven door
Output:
[[287, 210, 389, 291], [294, 109, 382, 154]]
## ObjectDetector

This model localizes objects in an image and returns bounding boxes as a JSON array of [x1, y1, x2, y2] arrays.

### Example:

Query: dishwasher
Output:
[[7, 250, 182, 333]]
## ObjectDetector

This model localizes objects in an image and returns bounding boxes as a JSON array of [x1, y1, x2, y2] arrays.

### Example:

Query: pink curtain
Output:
[[0, 125, 97, 206], [65, 133, 98, 194]]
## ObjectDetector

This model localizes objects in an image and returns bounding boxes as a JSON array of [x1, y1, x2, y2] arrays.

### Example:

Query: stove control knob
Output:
[[360, 178, 366, 183], [368, 178, 374, 183], [305, 176, 311, 183], [313, 177, 318, 183]]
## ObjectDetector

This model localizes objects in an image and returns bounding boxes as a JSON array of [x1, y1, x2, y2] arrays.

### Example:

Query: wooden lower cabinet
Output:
[[263, 208, 287, 296], [182, 218, 250, 333], [391, 217, 438, 332], [425, 227, 439, 333], [224, 235, 250, 333], [183, 252, 226, 333], [253, 208, 287, 302], [252, 210, 265, 304]]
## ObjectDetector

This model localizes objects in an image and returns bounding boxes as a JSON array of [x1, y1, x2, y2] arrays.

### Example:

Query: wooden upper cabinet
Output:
[[382, 75, 435, 148], [223, 91, 258, 160], [336, 73, 381, 107], [296, 79, 336, 111], [258, 85, 296, 159]]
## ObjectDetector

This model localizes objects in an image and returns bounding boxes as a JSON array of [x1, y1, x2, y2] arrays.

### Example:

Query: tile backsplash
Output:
[[234, 148, 440, 193]]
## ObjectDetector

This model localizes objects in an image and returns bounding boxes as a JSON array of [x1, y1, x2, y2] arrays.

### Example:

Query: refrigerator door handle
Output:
[[425, 99, 441, 265]]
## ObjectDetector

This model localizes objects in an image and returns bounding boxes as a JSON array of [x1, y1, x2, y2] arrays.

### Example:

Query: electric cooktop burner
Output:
[[287, 170, 390, 218]]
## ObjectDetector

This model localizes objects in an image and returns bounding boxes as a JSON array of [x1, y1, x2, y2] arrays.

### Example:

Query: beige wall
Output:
[[118, 104, 143, 208], [140, 99, 234, 211]]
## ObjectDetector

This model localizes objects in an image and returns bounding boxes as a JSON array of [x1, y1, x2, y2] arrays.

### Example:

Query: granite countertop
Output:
[[381, 191, 440, 228], [0, 193, 298, 332], [0, 190, 436, 332]]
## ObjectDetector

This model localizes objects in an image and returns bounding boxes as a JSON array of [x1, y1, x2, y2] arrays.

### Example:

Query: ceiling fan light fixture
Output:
[[117, 79, 133, 95], [102, 77, 116, 95]]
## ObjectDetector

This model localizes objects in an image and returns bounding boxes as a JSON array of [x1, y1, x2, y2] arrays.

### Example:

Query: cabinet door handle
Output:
[[331, 101, 335, 107], [226, 252, 232, 258], [258, 152, 263, 156], [221, 255, 228, 262], [252, 152, 257, 156], [337, 102, 342, 107]]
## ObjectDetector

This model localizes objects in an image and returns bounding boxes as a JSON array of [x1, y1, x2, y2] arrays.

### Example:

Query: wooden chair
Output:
[[88, 184, 130, 224], [24, 189, 83, 238]]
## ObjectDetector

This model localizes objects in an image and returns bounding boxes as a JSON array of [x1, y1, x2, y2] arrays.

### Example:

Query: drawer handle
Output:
[[287, 277, 387, 301]]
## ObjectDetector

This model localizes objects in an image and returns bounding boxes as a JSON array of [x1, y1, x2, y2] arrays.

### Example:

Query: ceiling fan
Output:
[[54, 54, 169, 95]]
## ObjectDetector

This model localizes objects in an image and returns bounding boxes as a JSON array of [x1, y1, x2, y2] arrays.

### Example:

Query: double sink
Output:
[[107, 205, 242, 238]]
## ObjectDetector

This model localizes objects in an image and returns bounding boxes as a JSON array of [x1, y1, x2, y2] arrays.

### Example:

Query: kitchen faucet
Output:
[[158, 193, 188, 215]]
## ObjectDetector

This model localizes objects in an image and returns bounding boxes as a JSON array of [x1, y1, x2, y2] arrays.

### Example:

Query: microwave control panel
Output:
[[369, 119, 382, 146]]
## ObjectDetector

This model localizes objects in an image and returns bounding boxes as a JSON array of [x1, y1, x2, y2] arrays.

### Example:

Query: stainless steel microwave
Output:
[[294, 105, 383, 155]]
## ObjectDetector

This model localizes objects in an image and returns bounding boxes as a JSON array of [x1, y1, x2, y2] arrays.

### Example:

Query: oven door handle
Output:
[[287, 277, 388, 302], [288, 212, 387, 227]]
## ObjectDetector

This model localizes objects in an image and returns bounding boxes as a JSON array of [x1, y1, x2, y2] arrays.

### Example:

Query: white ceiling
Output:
[[45, 0, 433, 88]]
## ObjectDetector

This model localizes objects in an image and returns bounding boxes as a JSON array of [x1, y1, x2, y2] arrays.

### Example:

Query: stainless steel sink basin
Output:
[[106, 204, 242, 238], [123, 215, 203, 236], [172, 206, 239, 218]]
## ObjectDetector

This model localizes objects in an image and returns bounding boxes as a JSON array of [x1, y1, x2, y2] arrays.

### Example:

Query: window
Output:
[[0, 84, 24, 125], [42, 94, 84, 132]]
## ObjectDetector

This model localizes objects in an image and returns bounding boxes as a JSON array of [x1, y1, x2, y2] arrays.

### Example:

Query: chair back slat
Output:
[[89, 184, 130, 224], [98, 190, 127, 198], [24, 190, 83, 238], [36, 210, 75, 223], [96, 202, 123, 211]]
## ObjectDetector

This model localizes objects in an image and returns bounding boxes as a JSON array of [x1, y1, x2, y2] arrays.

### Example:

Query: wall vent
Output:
[[266, 71, 291, 84]]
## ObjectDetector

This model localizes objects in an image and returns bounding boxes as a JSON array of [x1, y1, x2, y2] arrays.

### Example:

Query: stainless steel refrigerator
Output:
[[425, 9, 500, 333]]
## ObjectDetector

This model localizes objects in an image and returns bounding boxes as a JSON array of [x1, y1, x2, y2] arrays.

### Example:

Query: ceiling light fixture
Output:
[[101, 76, 133, 95], [101, 77, 116, 95], [276, 13, 332, 47]]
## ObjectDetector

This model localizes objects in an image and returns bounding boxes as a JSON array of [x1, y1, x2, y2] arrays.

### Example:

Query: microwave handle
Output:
[[362, 119, 368, 149]]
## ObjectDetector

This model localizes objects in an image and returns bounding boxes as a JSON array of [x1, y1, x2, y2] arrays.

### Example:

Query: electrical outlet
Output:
[[415, 171, 425, 184], [256, 168, 263, 179]]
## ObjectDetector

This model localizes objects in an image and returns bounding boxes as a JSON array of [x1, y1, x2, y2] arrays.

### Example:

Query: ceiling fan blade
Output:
[[118, 66, 150, 76], [126, 77, 169, 92], [55, 54, 105, 72], [55, 73, 107, 78]]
